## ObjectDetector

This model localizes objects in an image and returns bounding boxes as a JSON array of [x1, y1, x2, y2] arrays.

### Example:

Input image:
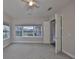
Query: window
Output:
[[3, 25, 10, 40], [16, 26, 22, 36], [16, 25, 42, 37], [22, 26, 34, 36]]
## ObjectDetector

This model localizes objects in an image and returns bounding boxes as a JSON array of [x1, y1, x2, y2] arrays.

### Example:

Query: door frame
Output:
[[54, 14, 63, 54]]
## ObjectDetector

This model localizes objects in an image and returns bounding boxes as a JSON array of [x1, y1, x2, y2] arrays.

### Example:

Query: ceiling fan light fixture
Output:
[[29, 1, 34, 6], [21, 0, 39, 10]]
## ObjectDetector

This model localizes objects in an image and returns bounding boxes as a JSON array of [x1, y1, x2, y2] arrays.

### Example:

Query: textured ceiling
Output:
[[4, 0, 72, 19]]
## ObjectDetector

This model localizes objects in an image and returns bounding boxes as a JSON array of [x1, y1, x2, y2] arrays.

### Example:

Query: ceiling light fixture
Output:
[[29, 1, 34, 6], [22, 0, 39, 10], [48, 7, 52, 11]]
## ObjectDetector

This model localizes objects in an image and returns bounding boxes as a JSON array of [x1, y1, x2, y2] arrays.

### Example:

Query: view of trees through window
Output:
[[3, 25, 10, 40], [16, 25, 42, 37]]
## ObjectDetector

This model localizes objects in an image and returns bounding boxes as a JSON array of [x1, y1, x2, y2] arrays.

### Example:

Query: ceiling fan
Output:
[[21, 0, 39, 10]]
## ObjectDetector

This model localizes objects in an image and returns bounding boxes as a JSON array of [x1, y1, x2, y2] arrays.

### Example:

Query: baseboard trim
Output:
[[3, 43, 11, 48], [12, 41, 43, 44], [62, 50, 75, 59]]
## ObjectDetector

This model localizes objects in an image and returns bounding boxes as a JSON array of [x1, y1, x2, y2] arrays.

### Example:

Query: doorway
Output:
[[50, 15, 62, 54], [50, 19, 56, 47]]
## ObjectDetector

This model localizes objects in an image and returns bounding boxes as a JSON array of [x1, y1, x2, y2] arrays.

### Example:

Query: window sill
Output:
[[16, 36, 42, 38], [3, 38, 10, 41]]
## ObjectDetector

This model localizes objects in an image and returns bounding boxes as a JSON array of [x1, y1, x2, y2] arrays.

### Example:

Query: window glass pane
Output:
[[22, 26, 33, 36], [34, 26, 42, 36], [3, 25, 10, 39], [16, 26, 22, 36]]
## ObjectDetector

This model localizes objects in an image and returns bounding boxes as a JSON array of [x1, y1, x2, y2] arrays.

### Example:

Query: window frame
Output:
[[15, 25, 43, 37]]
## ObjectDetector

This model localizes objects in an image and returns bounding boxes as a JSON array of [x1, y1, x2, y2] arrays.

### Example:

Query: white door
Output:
[[55, 14, 62, 54]]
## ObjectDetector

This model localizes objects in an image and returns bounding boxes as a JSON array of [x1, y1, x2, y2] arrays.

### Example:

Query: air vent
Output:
[[48, 7, 52, 11]]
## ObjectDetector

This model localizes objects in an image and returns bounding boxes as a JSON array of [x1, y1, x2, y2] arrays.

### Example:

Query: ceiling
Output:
[[4, 0, 72, 19]]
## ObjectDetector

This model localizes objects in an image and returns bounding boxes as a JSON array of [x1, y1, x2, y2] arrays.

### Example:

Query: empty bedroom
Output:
[[3, 0, 75, 59]]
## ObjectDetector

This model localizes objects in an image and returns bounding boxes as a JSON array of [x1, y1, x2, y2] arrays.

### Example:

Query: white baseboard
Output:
[[12, 41, 43, 44], [62, 50, 75, 59], [3, 43, 11, 48]]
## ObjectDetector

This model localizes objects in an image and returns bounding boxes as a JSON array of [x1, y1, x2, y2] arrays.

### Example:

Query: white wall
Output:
[[43, 21, 50, 44], [3, 12, 12, 48], [56, 1, 75, 58], [12, 17, 48, 43]]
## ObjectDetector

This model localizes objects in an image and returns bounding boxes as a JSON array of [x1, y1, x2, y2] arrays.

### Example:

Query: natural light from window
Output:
[[16, 25, 42, 37], [3, 25, 10, 40]]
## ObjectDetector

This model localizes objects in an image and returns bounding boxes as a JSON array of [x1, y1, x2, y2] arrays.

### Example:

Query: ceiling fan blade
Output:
[[21, 0, 29, 3], [34, 5, 39, 8], [21, 0, 26, 2], [26, 6, 33, 11], [34, 0, 37, 2], [32, 2, 39, 8], [34, 3, 39, 8]]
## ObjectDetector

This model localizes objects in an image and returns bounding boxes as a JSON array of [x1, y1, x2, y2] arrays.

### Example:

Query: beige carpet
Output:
[[3, 44, 72, 59]]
